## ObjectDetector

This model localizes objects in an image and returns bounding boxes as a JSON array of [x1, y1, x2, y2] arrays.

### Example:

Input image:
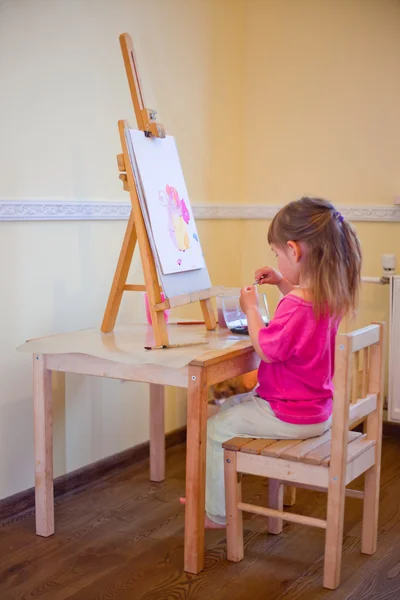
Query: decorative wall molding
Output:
[[194, 204, 400, 222], [1, 200, 400, 223], [0, 201, 131, 221]]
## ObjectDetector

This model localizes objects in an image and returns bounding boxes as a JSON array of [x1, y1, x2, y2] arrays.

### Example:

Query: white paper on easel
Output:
[[127, 129, 205, 275], [125, 129, 211, 298]]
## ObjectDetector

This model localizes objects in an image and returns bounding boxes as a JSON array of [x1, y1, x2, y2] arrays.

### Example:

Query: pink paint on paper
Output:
[[181, 198, 190, 224], [159, 185, 191, 252]]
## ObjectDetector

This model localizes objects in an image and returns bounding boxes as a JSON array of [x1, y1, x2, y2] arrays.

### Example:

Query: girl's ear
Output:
[[287, 240, 302, 263]]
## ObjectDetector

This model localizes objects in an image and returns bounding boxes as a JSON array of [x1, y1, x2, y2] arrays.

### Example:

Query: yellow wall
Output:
[[0, 0, 399, 499], [0, 0, 244, 206], [244, 0, 400, 206]]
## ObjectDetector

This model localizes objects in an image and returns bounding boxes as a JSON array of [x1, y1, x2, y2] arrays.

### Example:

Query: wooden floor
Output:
[[1, 437, 400, 600]]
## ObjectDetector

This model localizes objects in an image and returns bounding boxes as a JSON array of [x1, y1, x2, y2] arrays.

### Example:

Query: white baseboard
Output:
[[1, 200, 400, 222]]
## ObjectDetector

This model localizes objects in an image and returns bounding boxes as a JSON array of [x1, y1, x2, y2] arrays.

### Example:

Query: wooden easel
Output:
[[101, 33, 219, 347]]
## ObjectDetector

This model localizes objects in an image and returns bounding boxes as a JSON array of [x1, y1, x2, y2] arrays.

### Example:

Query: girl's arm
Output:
[[240, 287, 272, 362], [245, 305, 272, 362]]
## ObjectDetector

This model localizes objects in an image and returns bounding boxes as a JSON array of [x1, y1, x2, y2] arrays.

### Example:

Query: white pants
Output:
[[206, 392, 332, 524]]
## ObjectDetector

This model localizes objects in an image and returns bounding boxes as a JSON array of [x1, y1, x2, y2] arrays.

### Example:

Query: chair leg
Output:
[[361, 321, 384, 555], [268, 479, 283, 534], [323, 483, 346, 590], [361, 463, 380, 555], [283, 485, 296, 507], [224, 450, 244, 562]]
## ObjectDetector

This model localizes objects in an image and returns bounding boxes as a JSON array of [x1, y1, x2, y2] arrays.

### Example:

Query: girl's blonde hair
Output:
[[268, 197, 362, 319]]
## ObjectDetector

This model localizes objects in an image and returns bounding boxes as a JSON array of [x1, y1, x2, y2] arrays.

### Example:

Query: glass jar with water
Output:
[[220, 292, 270, 334]]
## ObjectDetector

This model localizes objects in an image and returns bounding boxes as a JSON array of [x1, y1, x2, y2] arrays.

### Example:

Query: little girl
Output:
[[200, 197, 362, 528]]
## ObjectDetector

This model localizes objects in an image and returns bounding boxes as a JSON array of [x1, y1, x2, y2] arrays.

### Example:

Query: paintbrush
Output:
[[144, 341, 208, 350]]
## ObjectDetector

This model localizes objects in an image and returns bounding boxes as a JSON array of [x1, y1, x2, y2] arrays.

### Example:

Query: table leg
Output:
[[33, 354, 54, 536], [184, 365, 208, 574], [149, 383, 165, 482]]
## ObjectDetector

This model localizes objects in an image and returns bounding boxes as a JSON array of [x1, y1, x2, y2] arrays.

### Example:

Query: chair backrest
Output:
[[329, 322, 385, 474]]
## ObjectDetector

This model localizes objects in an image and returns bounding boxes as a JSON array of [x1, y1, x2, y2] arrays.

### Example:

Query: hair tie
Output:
[[334, 211, 344, 223]]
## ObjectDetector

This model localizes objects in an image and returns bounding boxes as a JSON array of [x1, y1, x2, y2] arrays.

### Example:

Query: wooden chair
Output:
[[223, 323, 385, 590]]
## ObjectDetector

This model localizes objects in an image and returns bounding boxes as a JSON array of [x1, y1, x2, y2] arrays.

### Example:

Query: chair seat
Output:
[[222, 430, 376, 467]]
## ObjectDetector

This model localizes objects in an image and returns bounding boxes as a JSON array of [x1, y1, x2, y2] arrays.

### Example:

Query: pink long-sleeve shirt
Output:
[[257, 294, 337, 425]]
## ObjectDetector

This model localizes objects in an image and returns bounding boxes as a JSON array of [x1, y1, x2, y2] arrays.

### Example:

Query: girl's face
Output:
[[272, 243, 302, 285]]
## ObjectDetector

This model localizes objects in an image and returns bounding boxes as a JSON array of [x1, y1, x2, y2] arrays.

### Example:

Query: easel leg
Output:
[[33, 355, 54, 537], [101, 212, 137, 333], [184, 366, 208, 574], [200, 299, 217, 330], [150, 310, 170, 348], [149, 384, 165, 482]]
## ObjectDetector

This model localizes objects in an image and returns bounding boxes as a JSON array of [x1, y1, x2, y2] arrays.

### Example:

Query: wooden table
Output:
[[20, 324, 259, 574]]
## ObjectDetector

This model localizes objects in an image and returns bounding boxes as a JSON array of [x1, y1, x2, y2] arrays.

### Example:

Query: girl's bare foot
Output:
[[179, 497, 225, 529]]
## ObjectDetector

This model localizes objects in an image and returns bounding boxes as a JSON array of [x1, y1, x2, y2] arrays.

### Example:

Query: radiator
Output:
[[389, 276, 400, 421]]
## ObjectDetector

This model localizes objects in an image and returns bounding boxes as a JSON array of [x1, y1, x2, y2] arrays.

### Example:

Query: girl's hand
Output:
[[255, 266, 283, 286], [240, 286, 258, 315]]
